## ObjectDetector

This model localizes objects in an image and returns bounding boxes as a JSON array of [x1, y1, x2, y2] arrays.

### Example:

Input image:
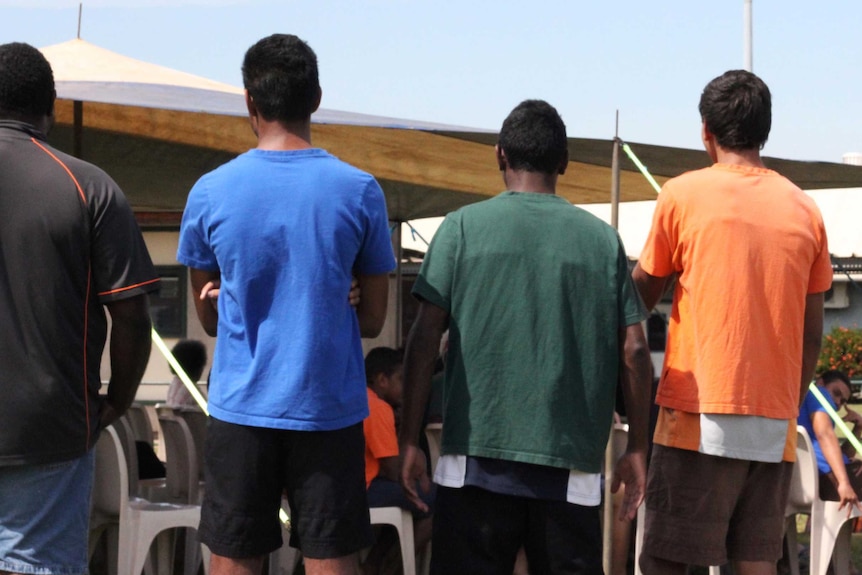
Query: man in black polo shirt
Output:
[[0, 42, 159, 574]]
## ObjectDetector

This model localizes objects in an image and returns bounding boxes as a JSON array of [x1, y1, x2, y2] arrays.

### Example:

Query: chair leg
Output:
[[784, 515, 801, 575]]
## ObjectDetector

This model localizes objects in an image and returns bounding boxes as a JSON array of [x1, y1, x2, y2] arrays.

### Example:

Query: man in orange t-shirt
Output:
[[633, 70, 832, 575]]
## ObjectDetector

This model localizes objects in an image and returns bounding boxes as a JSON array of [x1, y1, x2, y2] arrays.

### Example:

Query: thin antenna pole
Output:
[[77, 3, 82, 39], [743, 0, 753, 71]]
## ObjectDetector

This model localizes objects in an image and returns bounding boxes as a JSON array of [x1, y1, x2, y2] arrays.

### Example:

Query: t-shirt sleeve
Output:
[[365, 397, 399, 460], [89, 176, 159, 302], [808, 210, 833, 294], [638, 190, 677, 278], [353, 178, 397, 275], [412, 213, 459, 312], [616, 235, 649, 327], [177, 179, 219, 272]]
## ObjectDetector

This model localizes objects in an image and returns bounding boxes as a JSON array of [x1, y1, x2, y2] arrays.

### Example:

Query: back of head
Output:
[[364, 347, 404, 387], [170, 339, 208, 381], [0, 42, 54, 122], [242, 34, 319, 124], [698, 69, 771, 151], [498, 99, 568, 174]]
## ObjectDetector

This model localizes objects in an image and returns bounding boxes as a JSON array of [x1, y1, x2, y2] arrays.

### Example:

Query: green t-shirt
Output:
[[413, 191, 646, 473]]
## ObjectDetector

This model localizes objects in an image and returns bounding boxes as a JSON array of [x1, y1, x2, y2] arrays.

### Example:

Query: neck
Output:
[[713, 146, 765, 169], [503, 169, 558, 195], [255, 118, 313, 151]]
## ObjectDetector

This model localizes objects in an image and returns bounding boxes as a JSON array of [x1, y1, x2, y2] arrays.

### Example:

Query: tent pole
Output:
[[603, 113, 622, 575], [611, 111, 621, 230], [395, 221, 403, 347], [73, 100, 83, 158]]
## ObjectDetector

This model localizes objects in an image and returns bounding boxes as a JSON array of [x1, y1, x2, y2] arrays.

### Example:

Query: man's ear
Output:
[[495, 144, 506, 171], [311, 86, 322, 114], [373, 372, 388, 391], [558, 147, 569, 175]]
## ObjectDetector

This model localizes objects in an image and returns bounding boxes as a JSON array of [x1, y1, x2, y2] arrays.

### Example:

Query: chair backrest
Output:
[[126, 403, 154, 445], [788, 425, 818, 510], [176, 409, 208, 481], [158, 413, 200, 503], [93, 424, 129, 517], [113, 415, 141, 496]]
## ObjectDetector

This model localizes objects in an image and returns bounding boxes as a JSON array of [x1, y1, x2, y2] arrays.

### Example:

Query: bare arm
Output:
[[811, 411, 861, 513], [799, 292, 825, 407], [399, 301, 449, 512], [355, 273, 389, 338], [190, 268, 220, 337], [377, 456, 400, 482], [612, 322, 653, 521], [101, 294, 152, 427], [631, 263, 671, 312]]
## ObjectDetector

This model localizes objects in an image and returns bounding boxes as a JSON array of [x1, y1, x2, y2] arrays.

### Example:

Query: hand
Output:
[[611, 449, 647, 521], [836, 479, 862, 517], [844, 407, 862, 429], [400, 443, 432, 513], [98, 398, 121, 429], [200, 279, 220, 310], [349, 276, 360, 308]]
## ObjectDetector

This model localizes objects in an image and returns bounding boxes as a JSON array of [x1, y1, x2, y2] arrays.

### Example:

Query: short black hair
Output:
[[0, 42, 54, 120], [170, 340, 208, 382], [242, 34, 319, 124], [698, 70, 771, 151], [498, 100, 568, 174], [821, 369, 851, 388], [364, 347, 403, 387]]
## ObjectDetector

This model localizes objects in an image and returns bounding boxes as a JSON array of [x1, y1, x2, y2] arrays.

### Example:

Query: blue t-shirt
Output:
[[177, 148, 396, 431], [798, 388, 851, 474]]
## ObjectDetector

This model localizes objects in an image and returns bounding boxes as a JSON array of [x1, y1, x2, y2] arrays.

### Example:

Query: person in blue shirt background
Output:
[[798, 370, 862, 512]]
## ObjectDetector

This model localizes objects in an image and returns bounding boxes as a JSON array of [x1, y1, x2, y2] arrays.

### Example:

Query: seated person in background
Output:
[[363, 347, 434, 575], [798, 369, 862, 510], [165, 339, 208, 410]]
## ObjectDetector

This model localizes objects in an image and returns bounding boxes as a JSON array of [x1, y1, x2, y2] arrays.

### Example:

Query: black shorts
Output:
[[431, 485, 603, 575], [198, 417, 373, 559]]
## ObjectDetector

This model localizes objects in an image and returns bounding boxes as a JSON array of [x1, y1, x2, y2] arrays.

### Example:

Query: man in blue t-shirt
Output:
[[177, 34, 396, 575], [798, 370, 862, 512]]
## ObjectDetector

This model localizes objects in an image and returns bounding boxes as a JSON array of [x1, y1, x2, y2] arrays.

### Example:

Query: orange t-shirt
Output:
[[363, 387, 399, 488], [639, 164, 832, 454]]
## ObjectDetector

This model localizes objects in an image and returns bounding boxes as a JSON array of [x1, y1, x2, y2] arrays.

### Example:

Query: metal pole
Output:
[[603, 113, 622, 575], [744, 0, 753, 71], [73, 101, 83, 158], [610, 114, 621, 231], [395, 221, 403, 346]]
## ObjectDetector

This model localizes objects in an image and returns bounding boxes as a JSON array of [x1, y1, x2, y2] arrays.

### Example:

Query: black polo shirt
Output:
[[0, 120, 159, 466]]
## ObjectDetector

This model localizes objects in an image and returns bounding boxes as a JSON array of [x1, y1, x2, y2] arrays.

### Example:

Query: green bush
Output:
[[817, 326, 862, 378]]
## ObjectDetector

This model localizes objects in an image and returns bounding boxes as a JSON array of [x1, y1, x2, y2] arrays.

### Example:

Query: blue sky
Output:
[[1, 0, 859, 163]]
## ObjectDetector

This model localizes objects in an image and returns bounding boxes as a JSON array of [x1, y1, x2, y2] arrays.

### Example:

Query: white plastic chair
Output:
[[127, 403, 155, 445], [786, 425, 862, 575], [369, 506, 416, 575], [90, 424, 208, 575]]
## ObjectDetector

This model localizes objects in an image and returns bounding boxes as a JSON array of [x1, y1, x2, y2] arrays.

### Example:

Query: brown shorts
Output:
[[642, 444, 793, 566]]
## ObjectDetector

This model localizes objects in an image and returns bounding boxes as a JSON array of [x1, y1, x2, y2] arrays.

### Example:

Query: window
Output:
[[150, 266, 187, 338]]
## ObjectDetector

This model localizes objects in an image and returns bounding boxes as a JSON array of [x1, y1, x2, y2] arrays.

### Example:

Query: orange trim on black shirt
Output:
[[30, 137, 92, 451], [30, 138, 87, 205], [98, 277, 161, 297]]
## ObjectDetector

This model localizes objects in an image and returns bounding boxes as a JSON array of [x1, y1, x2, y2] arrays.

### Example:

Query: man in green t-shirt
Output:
[[398, 99, 653, 574]]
